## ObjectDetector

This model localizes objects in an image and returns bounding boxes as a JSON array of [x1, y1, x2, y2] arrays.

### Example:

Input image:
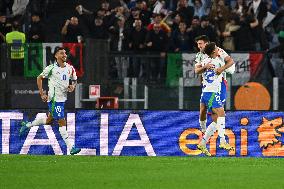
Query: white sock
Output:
[[202, 122, 217, 144], [217, 117, 226, 144], [59, 126, 73, 151], [199, 119, 207, 132], [26, 118, 46, 128]]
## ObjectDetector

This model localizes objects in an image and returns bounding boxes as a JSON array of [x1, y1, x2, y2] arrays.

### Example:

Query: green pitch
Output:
[[1, 155, 284, 189]]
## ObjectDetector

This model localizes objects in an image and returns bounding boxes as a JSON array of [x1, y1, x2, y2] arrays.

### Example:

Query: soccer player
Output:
[[194, 35, 211, 133], [194, 35, 235, 133], [196, 42, 234, 156], [19, 47, 81, 155]]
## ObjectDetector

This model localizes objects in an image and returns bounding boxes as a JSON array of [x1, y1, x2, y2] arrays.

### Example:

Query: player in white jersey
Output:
[[194, 35, 235, 134], [194, 35, 211, 134], [19, 47, 81, 155], [196, 42, 234, 156]]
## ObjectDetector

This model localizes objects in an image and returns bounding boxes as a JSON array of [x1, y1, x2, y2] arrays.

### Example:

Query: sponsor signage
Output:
[[1, 110, 284, 157]]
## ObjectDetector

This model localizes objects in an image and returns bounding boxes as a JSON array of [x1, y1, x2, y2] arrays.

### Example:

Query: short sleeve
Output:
[[39, 65, 53, 78], [226, 64, 235, 74], [217, 48, 229, 61]]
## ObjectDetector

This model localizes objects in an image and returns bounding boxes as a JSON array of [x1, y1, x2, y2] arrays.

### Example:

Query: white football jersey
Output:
[[40, 62, 77, 102], [201, 57, 224, 93], [195, 47, 234, 84], [194, 52, 208, 67], [216, 47, 235, 77]]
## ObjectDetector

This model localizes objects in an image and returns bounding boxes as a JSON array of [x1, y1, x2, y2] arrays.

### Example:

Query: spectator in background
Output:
[[147, 13, 171, 34], [221, 14, 240, 51], [231, 13, 258, 51], [188, 15, 200, 31], [232, 0, 248, 16], [191, 15, 218, 44], [0, 13, 11, 43], [28, 0, 49, 19], [176, 0, 194, 26], [102, 0, 111, 14], [267, 30, 284, 78], [109, 0, 129, 10], [136, 0, 151, 25], [128, 19, 147, 77], [247, 0, 269, 50], [146, 23, 169, 80], [61, 16, 83, 43], [113, 5, 129, 20], [268, 30, 284, 58], [125, 7, 141, 29], [171, 13, 182, 33], [209, 0, 230, 39], [127, 0, 137, 9], [75, 2, 115, 37], [6, 21, 25, 76], [109, 16, 129, 51], [109, 17, 129, 79], [75, 5, 110, 39], [172, 21, 193, 52], [101, 3, 118, 29], [89, 16, 109, 39], [28, 13, 45, 43], [187, 16, 200, 50], [167, 0, 179, 11], [193, 0, 207, 18]]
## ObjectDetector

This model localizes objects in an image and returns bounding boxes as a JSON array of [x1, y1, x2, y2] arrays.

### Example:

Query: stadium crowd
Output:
[[0, 0, 283, 79], [1, 0, 283, 49]]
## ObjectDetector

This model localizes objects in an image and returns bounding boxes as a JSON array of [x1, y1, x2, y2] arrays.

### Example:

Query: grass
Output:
[[0, 155, 284, 189]]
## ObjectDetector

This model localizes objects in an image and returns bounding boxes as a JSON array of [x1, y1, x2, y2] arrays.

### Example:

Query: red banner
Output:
[[63, 43, 84, 77]]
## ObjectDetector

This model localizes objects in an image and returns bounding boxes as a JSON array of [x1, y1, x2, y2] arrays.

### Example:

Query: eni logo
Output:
[[179, 128, 237, 156], [178, 116, 284, 157], [257, 117, 284, 156]]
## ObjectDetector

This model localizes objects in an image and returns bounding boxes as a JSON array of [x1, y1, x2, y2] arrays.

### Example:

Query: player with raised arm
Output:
[[194, 35, 235, 134], [196, 42, 235, 156], [19, 47, 81, 155]]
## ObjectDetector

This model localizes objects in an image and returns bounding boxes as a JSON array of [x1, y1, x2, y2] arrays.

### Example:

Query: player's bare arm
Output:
[[195, 63, 214, 74], [37, 75, 48, 102], [216, 56, 234, 75]]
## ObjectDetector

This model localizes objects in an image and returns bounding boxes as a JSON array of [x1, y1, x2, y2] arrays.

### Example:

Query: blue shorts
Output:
[[200, 92, 223, 114], [202, 79, 227, 114], [48, 101, 65, 119], [220, 79, 227, 105]]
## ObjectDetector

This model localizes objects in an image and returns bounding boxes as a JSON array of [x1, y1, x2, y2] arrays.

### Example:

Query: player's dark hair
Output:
[[204, 42, 216, 56], [54, 47, 65, 57], [195, 35, 210, 43]]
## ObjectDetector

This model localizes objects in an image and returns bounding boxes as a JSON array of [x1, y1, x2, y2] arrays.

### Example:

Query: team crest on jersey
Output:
[[204, 70, 215, 83]]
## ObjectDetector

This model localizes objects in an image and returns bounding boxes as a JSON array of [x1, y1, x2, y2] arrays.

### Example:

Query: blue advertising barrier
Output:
[[1, 110, 284, 157]]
